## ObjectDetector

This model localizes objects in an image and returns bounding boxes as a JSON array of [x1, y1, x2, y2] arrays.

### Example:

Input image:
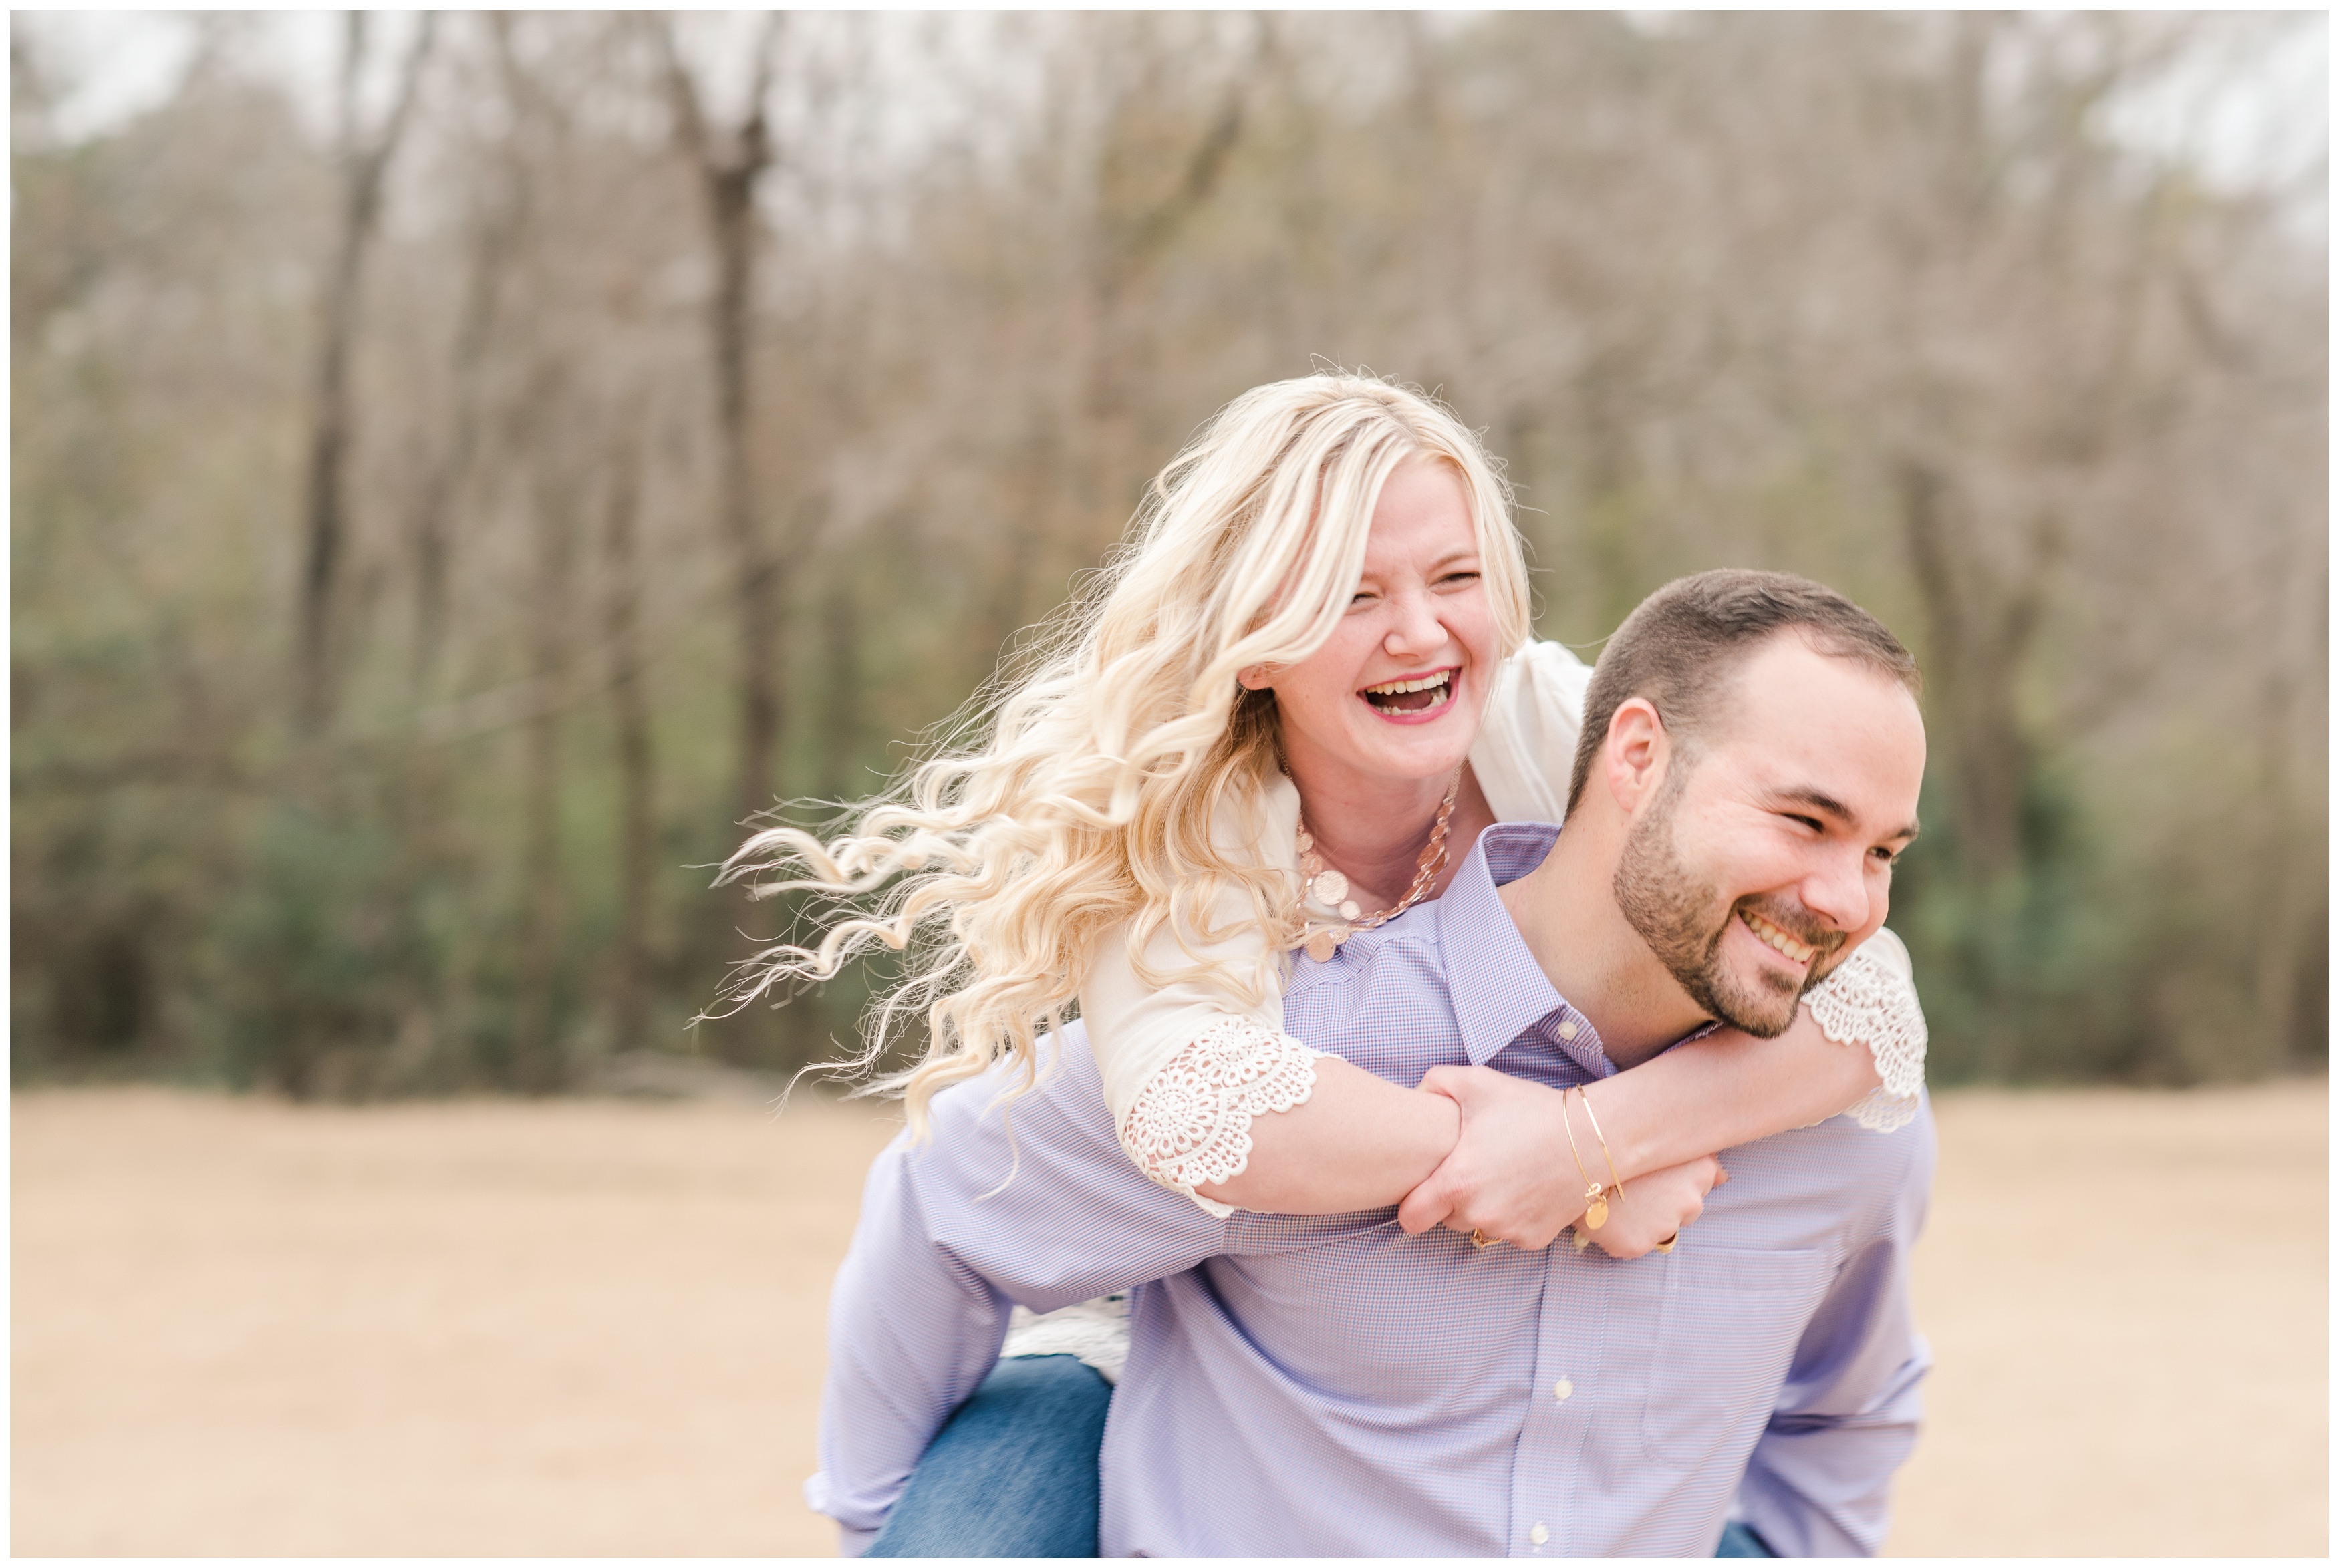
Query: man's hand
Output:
[[1575, 1156, 1727, 1259], [1396, 1066, 1593, 1248]]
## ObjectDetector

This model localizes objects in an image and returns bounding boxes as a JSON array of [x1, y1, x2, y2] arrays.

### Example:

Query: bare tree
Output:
[[296, 11, 436, 734], [408, 15, 527, 697], [601, 410, 656, 1053], [658, 14, 786, 826]]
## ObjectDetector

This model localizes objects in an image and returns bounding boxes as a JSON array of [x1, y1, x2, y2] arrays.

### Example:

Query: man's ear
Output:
[[1603, 697, 1671, 812]]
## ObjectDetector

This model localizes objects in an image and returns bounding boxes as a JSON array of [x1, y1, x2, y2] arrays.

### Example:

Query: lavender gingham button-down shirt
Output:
[[810, 823, 1935, 1557]]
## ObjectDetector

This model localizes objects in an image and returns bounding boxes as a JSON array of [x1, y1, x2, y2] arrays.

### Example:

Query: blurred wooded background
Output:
[[11, 11, 2327, 1099]]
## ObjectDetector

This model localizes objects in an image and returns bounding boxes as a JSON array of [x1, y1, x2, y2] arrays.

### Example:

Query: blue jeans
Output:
[[865, 1355, 1113, 1557], [867, 1353, 1777, 1558]]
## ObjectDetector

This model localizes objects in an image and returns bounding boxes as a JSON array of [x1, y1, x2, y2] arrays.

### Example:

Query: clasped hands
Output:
[[1395, 1066, 1725, 1257]]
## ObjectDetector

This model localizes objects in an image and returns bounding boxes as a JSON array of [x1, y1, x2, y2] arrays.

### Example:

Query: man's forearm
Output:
[[809, 1138, 1014, 1545], [810, 1043, 1232, 1543], [1736, 1344, 1929, 1556], [1736, 1221, 1933, 1557]]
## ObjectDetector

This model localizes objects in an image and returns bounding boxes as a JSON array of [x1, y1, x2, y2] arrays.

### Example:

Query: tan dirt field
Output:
[[12, 1080, 2326, 1557]]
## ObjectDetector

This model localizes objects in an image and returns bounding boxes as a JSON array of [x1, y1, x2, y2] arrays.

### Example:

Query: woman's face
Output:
[[1245, 456, 1498, 794]]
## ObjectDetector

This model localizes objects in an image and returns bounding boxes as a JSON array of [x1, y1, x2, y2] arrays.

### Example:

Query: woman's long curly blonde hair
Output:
[[711, 373, 1532, 1132]]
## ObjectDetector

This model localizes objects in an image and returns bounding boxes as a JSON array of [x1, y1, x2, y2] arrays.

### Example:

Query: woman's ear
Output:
[[1237, 665, 1274, 691]]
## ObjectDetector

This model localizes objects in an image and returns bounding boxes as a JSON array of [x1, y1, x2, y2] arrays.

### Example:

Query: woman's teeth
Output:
[[1740, 909, 1816, 965], [1361, 671, 1453, 714]]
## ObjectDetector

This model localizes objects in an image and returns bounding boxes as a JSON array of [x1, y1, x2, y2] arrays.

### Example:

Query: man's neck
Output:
[[1496, 824, 1711, 1068]]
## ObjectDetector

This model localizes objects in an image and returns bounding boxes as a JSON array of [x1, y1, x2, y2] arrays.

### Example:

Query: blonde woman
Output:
[[730, 375, 1924, 1556]]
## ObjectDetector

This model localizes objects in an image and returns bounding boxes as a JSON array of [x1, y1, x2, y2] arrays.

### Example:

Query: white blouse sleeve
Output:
[[1080, 773, 1325, 1217], [1802, 926, 1927, 1131], [1471, 637, 1929, 1128], [1468, 637, 1594, 824]]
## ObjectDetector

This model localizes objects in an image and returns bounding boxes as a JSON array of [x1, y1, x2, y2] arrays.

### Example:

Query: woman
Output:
[[725, 375, 1923, 1556]]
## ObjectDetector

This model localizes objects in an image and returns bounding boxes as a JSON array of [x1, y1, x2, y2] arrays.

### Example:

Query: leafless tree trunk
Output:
[[601, 416, 655, 1053], [408, 17, 525, 696], [1896, 458, 2060, 883], [296, 11, 434, 734], [512, 363, 579, 1093], [660, 15, 785, 827]]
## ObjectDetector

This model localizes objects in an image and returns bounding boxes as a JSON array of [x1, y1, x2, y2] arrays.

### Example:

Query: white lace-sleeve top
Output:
[[1079, 639, 1929, 1216]]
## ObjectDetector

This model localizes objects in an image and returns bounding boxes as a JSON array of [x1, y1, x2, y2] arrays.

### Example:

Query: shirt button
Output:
[[1556, 1018, 1579, 1040], [1530, 1523, 1550, 1546], [1553, 1377, 1574, 1402]]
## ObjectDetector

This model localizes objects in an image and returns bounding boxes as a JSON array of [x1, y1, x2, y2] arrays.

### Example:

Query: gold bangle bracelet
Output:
[[1558, 1085, 1610, 1230], [1574, 1084, 1627, 1211]]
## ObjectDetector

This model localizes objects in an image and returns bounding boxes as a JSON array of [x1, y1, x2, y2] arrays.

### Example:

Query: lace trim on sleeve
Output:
[[1804, 941, 1928, 1132], [1118, 1016, 1323, 1213]]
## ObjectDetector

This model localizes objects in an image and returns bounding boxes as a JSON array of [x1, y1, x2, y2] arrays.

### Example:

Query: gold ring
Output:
[[1470, 1228, 1494, 1249], [1655, 1233, 1678, 1254]]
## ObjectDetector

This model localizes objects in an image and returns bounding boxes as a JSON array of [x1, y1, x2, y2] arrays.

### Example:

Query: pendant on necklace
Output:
[[1304, 929, 1343, 963], [1310, 869, 1349, 907]]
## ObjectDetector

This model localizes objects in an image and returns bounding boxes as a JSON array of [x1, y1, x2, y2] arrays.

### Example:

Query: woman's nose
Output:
[[1383, 588, 1446, 659]]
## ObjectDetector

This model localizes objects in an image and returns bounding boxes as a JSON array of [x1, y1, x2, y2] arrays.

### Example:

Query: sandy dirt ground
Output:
[[12, 1080, 2326, 1557]]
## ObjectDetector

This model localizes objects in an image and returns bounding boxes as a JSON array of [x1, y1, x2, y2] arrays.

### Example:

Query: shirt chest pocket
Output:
[[1635, 1245, 1833, 1470]]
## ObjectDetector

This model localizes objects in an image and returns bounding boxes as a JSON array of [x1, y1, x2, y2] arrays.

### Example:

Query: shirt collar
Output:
[[1436, 822, 1619, 1079]]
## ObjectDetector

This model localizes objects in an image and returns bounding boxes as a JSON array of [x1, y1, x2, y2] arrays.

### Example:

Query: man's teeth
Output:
[[1741, 910, 1816, 964]]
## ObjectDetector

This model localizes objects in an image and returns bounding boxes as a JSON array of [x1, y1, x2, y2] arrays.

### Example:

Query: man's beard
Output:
[[1611, 768, 1846, 1038]]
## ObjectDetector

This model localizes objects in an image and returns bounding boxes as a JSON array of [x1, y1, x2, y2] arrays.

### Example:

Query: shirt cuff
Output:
[[806, 1471, 883, 1557]]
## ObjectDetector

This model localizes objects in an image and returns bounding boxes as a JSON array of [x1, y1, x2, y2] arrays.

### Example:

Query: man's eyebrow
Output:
[[1774, 786, 1919, 842], [1775, 786, 1854, 822]]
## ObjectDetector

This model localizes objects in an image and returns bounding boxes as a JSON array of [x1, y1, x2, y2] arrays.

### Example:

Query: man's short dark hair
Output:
[[1563, 569, 1922, 818]]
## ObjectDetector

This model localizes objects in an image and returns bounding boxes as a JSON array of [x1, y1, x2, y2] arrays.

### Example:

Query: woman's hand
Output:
[[1396, 1065, 1729, 1255], [1576, 1156, 1727, 1259], [1396, 1066, 1591, 1248]]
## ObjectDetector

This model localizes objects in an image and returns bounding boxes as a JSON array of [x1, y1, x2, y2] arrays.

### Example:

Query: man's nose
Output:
[[1800, 850, 1873, 937]]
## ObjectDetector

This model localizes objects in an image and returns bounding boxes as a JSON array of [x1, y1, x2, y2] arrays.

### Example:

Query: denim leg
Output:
[[865, 1354, 1113, 1558], [1715, 1520, 1776, 1556]]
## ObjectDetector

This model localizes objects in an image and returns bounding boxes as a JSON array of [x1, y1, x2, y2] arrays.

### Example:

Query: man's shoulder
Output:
[[1759, 1091, 1936, 1183]]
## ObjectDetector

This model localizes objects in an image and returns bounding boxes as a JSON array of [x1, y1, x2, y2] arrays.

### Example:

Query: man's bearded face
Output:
[[1611, 758, 1849, 1038]]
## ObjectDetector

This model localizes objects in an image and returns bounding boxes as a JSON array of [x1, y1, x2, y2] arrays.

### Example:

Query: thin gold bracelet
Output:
[[1574, 1084, 1627, 1223], [1558, 1085, 1609, 1230]]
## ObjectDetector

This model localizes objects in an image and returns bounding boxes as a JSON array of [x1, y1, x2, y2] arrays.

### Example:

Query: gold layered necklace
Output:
[[1294, 770, 1461, 963]]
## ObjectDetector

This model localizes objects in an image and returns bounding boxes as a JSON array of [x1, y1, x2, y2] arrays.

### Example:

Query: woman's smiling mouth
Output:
[[1359, 667, 1457, 720]]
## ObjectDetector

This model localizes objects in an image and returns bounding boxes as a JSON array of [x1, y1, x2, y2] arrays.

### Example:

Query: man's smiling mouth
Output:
[[1740, 907, 1817, 965], [1359, 669, 1455, 716]]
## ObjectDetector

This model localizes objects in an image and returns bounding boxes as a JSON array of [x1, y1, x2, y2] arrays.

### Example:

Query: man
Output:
[[811, 570, 1934, 1557]]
